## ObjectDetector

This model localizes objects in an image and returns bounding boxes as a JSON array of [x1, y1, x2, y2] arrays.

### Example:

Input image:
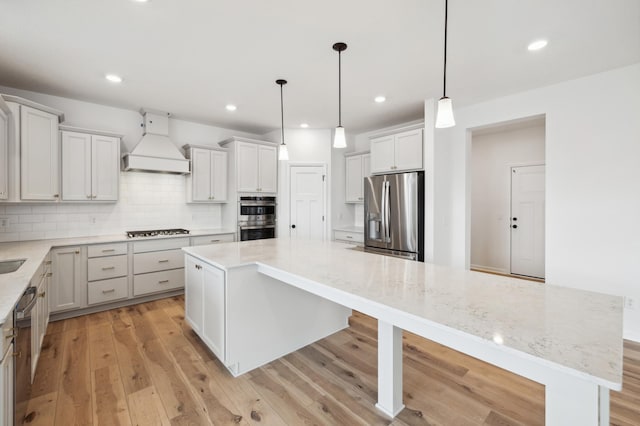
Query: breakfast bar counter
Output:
[[183, 238, 623, 426]]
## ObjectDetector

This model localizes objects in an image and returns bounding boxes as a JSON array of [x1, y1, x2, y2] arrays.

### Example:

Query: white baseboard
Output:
[[470, 264, 509, 274]]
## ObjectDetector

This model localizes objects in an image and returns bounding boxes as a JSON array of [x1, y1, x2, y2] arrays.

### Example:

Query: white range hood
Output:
[[122, 110, 190, 174]]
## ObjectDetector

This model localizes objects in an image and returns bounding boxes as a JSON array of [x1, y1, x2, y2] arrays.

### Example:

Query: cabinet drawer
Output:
[[88, 255, 127, 281], [190, 233, 235, 246], [134, 249, 184, 274], [334, 230, 364, 244], [133, 237, 190, 254], [134, 269, 184, 296], [88, 243, 127, 258], [88, 277, 128, 305]]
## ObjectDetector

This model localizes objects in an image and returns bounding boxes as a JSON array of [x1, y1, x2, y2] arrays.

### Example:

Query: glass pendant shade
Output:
[[333, 126, 347, 148], [279, 143, 289, 161], [435, 96, 456, 128]]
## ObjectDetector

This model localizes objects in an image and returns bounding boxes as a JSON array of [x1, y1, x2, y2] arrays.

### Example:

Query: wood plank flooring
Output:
[[22, 295, 640, 425]]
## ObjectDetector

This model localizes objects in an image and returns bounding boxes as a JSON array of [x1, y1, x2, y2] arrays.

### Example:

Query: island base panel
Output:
[[375, 320, 405, 417], [225, 265, 352, 377], [545, 374, 606, 426]]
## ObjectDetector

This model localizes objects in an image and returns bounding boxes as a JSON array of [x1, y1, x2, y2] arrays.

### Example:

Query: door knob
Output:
[[512, 224, 518, 229], [291, 224, 296, 229]]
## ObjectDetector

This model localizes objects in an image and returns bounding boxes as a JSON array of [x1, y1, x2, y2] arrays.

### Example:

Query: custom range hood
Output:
[[122, 109, 190, 174]]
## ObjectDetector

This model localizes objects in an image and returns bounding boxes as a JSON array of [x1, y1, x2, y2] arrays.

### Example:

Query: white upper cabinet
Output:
[[345, 151, 370, 203], [370, 127, 423, 174], [184, 145, 228, 202], [230, 140, 277, 194], [61, 128, 120, 201], [0, 101, 8, 200], [21, 105, 60, 200]]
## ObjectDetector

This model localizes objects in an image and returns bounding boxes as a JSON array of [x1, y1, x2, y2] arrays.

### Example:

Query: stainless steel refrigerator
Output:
[[364, 171, 424, 261]]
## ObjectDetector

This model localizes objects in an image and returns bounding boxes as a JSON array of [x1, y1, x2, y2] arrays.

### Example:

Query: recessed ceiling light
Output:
[[527, 40, 548, 51], [300, 123, 309, 128], [105, 74, 122, 83], [132, 0, 149, 3], [374, 96, 386, 103], [225, 104, 237, 112]]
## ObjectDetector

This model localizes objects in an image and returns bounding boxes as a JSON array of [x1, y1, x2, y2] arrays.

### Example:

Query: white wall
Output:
[[0, 86, 262, 241], [262, 129, 333, 238], [429, 63, 640, 340], [470, 121, 545, 273]]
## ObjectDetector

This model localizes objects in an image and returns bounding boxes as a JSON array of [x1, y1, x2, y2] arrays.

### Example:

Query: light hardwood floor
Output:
[[21, 295, 640, 425]]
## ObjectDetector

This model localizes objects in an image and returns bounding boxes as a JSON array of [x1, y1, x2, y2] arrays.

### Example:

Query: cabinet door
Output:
[[362, 154, 371, 178], [202, 263, 225, 361], [184, 256, 203, 334], [0, 108, 7, 200], [191, 148, 212, 201], [394, 129, 423, 171], [91, 135, 119, 201], [257, 145, 277, 193], [370, 135, 395, 174], [61, 131, 92, 201], [0, 343, 14, 426], [210, 150, 227, 201], [237, 142, 259, 192], [20, 105, 59, 200], [345, 156, 363, 202], [50, 247, 85, 312]]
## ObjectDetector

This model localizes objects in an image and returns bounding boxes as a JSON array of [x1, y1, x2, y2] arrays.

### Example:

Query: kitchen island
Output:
[[182, 238, 623, 426]]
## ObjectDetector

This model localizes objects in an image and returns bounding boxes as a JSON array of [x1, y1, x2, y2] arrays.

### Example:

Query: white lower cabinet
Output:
[[0, 340, 13, 426], [133, 238, 187, 297], [185, 255, 225, 360], [50, 246, 86, 313]]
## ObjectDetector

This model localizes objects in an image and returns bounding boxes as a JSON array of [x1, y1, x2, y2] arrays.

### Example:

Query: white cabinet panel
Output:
[[191, 148, 212, 201], [87, 254, 128, 281], [0, 107, 8, 200], [50, 247, 85, 312], [370, 135, 395, 174], [345, 155, 364, 202], [185, 256, 203, 334], [362, 154, 370, 178], [211, 149, 227, 201], [61, 131, 92, 201], [258, 145, 277, 193], [0, 342, 14, 426], [370, 128, 423, 174], [88, 277, 128, 305], [91, 135, 119, 201], [134, 249, 184, 274], [20, 105, 59, 200], [237, 142, 259, 192], [61, 131, 119, 201], [87, 243, 128, 258], [202, 263, 225, 360], [133, 268, 184, 296], [394, 129, 423, 171], [190, 233, 235, 246]]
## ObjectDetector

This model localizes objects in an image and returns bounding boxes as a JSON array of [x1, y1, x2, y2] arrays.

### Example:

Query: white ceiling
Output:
[[0, 0, 638, 135]]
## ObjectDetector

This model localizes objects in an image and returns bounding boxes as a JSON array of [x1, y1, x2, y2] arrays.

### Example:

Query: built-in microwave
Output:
[[238, 196, 276, 241]]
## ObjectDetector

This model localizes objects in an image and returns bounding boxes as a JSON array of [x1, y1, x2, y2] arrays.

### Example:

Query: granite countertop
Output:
[[183, 238, 624, 390], [0, 228, 235, 324], [333, 225, 364, 233]]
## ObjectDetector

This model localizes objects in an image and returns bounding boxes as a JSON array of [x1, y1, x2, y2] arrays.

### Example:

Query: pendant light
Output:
[[435, 0, 456, 128], [276, 79, 289, 161], [332, 42, 347, 148]]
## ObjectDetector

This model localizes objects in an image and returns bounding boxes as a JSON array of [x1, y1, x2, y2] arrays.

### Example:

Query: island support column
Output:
[[375, 320, 405, 417], [545, 374, 609, 425]]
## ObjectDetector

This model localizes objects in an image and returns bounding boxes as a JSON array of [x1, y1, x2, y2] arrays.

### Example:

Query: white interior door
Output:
[[290, 166, 326, 240], [511, 165, 545, 278]]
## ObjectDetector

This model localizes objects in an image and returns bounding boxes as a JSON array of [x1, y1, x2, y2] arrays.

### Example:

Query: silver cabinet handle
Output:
[[75, 250, 80, 254], [102, 266, 115, 270], [158, 259, 169, 263], [46, 272, 52, 277], [158, 280, 169, 284], [53, 194, 59, 198], [86, 195, 92, 199], [346, 236, 353, 239], [211, 239, 220, 243], [102, 249, 115, 253], [102, 289, 115, 294]]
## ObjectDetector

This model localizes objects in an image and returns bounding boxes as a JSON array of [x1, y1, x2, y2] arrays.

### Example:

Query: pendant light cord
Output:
[[443, 0, 449, 97], [338, 50, 342, 127], [280, 83, 285, 144]]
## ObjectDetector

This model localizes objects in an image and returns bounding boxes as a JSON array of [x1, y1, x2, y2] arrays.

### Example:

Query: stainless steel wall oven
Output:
[[238, 196, 276, 241]]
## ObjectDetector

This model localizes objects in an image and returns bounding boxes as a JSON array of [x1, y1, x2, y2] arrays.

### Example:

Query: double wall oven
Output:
[[238, 196, 276, 241]]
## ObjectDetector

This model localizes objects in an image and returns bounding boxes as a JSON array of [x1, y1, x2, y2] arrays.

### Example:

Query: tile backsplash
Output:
[[0, 173, 223, 242]]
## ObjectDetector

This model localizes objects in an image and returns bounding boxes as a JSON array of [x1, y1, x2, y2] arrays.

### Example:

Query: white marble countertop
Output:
[[333, 225, 364, 233], [0, 228, 235, 324], [183, 238, 624, 389]]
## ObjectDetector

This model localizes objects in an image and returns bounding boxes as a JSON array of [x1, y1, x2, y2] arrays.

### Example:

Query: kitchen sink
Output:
[[0, 259, 26, 274]]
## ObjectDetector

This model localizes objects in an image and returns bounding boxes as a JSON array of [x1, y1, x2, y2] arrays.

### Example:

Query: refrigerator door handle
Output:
[[385, 181, 391, 243], [380, 181, 386, 243]]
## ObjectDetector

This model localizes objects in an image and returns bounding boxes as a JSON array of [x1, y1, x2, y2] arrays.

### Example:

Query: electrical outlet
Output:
[[90, 216, 97, 224], [625, 297, 637, 311], [0, 216, 8, 230]]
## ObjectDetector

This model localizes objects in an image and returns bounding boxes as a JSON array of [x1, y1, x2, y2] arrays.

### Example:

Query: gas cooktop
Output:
[[126, 228, 190, 239]]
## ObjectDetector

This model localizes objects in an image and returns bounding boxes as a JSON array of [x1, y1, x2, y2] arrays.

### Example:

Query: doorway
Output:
[[470, 116, 545, 280], [289, 165, 327, 240]]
